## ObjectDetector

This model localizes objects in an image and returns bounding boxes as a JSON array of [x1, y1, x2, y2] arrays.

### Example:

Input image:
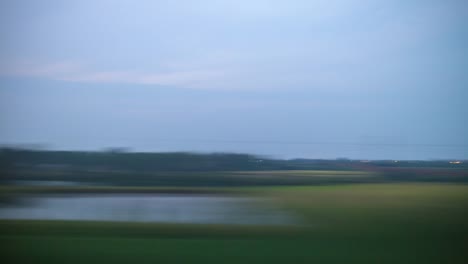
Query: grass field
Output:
[[6, 169, 384, 187], [1, 183, 467, 263], [232, 170, 377, 177]]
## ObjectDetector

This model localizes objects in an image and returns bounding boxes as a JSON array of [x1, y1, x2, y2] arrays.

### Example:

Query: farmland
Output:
[[2, 183, 467, 264]]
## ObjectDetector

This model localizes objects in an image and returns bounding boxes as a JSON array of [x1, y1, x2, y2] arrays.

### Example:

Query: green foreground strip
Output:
[[1, 183, 468, 264], [3, 235, 467, 264]]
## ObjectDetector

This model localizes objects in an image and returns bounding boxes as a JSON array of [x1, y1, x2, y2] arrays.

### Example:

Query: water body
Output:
[[0, 194, 296, 225]]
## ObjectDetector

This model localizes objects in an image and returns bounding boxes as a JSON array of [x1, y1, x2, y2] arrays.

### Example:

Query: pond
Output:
[[0, 194, 297, 225]]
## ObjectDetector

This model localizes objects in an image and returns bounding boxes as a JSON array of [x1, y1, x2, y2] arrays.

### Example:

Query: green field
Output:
[[1, 183, 468, 264]]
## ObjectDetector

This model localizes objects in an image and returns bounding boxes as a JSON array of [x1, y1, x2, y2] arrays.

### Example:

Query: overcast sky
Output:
[[0, 0, 467, 159]]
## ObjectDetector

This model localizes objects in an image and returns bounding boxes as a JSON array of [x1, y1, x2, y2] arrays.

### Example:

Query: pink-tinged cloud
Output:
[[0, 60, 225, 89]]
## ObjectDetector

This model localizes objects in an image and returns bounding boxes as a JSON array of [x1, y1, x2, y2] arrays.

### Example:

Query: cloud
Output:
[[0, 60, 226, 89], [58, 69, 224, 88], [1, 1, 460, 92]]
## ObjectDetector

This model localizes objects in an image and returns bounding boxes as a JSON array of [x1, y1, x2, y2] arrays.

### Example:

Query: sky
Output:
[[0, 0, 467, 160]]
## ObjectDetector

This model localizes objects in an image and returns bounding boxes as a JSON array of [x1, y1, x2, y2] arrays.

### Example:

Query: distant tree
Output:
[[103, 147, 130, 154], [0, 148, 17, 183]]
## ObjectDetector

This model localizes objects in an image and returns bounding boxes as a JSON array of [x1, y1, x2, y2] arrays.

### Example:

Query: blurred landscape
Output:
[[1, 148, 467, 263], [1, 0, 467, 263], [1, 148, 467, 187]]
